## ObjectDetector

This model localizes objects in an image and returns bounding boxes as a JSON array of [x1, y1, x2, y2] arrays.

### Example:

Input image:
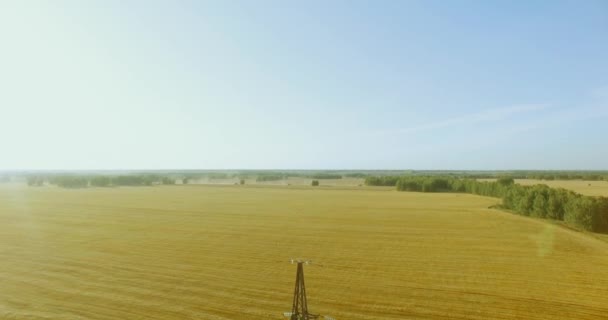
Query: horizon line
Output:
[[3, 168, 608, 172]]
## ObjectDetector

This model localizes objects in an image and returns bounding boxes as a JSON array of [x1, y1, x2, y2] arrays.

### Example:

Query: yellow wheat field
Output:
[[1, 184, 607, 319]]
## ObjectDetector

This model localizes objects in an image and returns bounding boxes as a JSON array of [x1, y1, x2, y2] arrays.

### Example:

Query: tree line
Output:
[[365, 171, 608, 181], [28, 175, 178, 188], [365, 175, 608, 233], [511, 173, 608, 181], [364, 176, 401, 186], [26, 176, 45, 186], [309, 173, 342, 179], [256, 175, 285, 182]]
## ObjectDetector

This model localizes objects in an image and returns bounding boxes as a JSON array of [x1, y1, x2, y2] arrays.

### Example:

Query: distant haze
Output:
[[1, 1, 607, 170]]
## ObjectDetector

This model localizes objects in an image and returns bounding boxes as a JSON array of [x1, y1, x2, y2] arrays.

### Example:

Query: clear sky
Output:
[[1, 0, 607, 170]]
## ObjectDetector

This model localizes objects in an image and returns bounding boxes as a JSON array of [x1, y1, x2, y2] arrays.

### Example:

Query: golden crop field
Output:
[[1, 184, 608, 320]]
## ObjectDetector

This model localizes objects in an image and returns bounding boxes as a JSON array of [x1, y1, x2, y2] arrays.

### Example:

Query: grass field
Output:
[[1, 184, 608, 320]]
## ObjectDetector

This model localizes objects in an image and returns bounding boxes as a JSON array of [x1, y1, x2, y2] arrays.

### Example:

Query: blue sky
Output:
[[0, 0, 607, 170]]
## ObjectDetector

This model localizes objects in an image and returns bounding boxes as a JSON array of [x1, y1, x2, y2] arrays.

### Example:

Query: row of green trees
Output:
[[393, 176, 514, 195], [49, 176, 89, 188], [309, 173, 342, 179], [364, 176, 401, 186], [195, 170, 603, 181], [367, 173, 608, 183], [256, 175, 285, 182], [26, 176, 45, 186], [523, 173, 608, 181], [255, 173, 343, 181], [387, 176, 608, 233], [29, 175, 179, 188], [207, 173, 230, 179], [501, 184, 608, 232], [343, 173, 368, 178]]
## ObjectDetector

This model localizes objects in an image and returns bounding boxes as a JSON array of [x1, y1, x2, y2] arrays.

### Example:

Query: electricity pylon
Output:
[[283, 259, 335, 320]]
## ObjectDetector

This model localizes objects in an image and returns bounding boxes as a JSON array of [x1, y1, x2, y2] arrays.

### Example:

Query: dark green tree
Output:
[[161, 177, 175, 185], [497, 177, 515, 186], [90, 176, 111, 187]]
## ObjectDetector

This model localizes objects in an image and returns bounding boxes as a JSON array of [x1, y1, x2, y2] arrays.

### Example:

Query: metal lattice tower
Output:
[[283, 259, 335, 320], [291, 260, 317, 320]]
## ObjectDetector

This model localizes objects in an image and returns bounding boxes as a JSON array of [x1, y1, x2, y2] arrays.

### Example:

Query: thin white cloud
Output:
[[443, 104, 608, 155], [507, 105, 608, 135], [591, 85, 608, 101], [372, 103, 550, 136]]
